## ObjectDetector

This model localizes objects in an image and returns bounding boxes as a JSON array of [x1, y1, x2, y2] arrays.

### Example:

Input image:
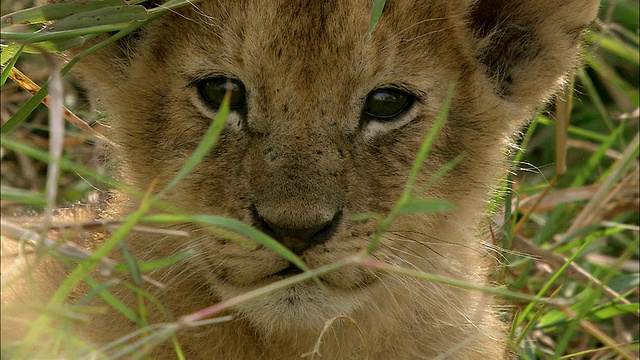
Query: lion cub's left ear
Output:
[[468, 0, 600, 105]]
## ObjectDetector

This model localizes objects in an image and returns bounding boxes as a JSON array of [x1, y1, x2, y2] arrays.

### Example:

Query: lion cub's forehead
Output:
[[164, 1, 467, 89]]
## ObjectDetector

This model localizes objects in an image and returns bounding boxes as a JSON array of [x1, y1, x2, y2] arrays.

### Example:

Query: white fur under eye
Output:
[[360, 103, 420, 141], [191, 95, 244, 131]]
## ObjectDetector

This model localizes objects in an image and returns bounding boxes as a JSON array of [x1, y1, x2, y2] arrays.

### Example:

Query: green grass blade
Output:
[[588, 31, 640, 65], [81, 278, 141, 325], [368, 0, 385, 34], [0, 0, 126, 28], [141, 214, 313, 276], [16, 201, 154, 356], [0, 186, 46, 207], [2, 24, 143, 42], [46, 6, 148, 32], [0, 45, 23, 87], [399, 199, 455, 214], [0, 84, 48, 134], [364, 82, 454, 255], [157, 92, 229, 197], [113, 250, 194, 273]]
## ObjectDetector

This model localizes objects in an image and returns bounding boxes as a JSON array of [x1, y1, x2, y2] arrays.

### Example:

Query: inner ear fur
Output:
[[468, 0, 599, 104]]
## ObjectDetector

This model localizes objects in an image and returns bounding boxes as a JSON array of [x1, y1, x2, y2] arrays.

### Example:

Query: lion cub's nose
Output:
[[254, 209, 342, 255]]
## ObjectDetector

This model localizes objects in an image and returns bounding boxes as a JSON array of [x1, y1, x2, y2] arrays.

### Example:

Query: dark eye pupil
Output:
[[199, 78, 246, 110], [364, 88, 411, 119]]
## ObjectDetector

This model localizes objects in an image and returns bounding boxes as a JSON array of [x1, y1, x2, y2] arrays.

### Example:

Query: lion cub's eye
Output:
[[363, 88, 413, 120], [198, 77, 246, 110]]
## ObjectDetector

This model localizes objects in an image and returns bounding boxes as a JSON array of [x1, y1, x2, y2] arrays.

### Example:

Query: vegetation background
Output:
[[1, 0, 638, 359]]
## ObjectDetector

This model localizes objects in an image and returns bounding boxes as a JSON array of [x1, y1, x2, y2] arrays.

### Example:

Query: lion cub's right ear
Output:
[[467, 0, 599, 106]]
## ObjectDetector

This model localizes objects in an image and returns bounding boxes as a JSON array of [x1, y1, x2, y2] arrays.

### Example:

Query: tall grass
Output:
[[1, 1, 638, 359]]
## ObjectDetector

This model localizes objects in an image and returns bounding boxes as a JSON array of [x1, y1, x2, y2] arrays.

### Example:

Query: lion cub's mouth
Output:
[[273, 264, 304, 277]]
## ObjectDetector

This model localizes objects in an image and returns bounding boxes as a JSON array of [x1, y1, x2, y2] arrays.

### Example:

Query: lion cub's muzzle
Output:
[[251, 205, 343, 255], [245, 131, 348, 256]]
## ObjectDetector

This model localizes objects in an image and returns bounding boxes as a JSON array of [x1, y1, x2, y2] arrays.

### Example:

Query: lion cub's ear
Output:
[[468, 0, 599, 105]]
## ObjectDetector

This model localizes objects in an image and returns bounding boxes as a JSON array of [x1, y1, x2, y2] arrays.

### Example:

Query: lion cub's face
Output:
[[81, 0, 597, 330]]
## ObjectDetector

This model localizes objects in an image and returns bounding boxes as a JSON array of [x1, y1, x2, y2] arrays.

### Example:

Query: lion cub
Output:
[[2, 0, 598, 359]]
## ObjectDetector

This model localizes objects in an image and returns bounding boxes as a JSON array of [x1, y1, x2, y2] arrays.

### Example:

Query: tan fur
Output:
[[2, 0, 598, 358]]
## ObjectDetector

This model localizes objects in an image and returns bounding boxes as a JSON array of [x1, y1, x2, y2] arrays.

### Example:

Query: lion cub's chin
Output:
[[234, 284, 366, 334], [215, 278, 369, 333]]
